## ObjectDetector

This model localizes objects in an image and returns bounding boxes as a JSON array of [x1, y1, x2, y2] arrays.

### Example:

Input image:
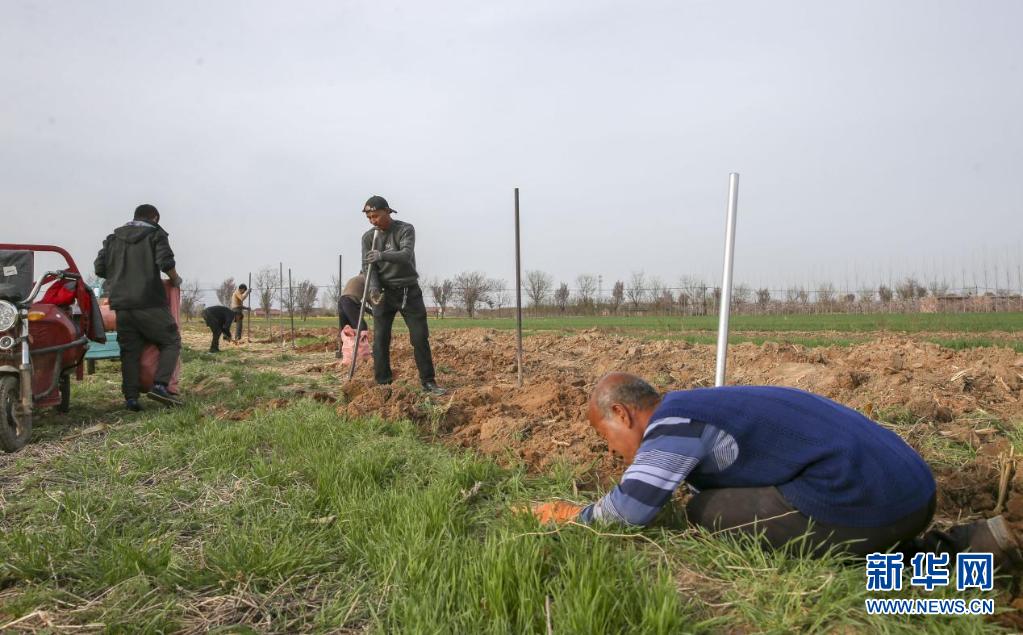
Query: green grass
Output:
[[927, 337, 1023, 354], [246, 313, 1022, 351], [253, 312, 1023, 334], [1, 351, 1010, 632]]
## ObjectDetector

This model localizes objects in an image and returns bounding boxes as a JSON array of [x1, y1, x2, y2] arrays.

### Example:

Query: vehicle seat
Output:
[[0, 250, 34, 302]]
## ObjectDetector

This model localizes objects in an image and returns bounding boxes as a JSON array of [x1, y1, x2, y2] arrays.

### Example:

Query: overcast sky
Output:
[[3, 0, 1022, 300]]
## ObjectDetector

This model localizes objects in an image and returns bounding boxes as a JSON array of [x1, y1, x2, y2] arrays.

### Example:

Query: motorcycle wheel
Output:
[[57, 373, 71, 413], [0, 375, 31, 453]]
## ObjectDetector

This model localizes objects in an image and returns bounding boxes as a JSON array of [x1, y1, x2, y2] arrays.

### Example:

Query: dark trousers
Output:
[[115, 306, 181, 400], [339, 296, 368, 332], [371, 284, 435, 385], [685, 486, 936, 557], [233, 308, 244, 340]]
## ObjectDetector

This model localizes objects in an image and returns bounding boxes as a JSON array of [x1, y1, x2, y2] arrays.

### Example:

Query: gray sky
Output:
[[3, 0, 1022, 299]]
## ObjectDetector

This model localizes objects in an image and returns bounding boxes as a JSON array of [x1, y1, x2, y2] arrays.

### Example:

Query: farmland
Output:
[[1, 315, 1022, 632]]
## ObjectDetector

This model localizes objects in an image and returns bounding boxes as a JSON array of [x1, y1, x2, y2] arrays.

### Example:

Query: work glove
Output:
[[514, 501, 584, 524], [366, 249, 384, 264]]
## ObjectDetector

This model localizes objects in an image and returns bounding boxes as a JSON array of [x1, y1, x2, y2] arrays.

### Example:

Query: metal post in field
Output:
[[715, 173, 740, 387], [514, 187, 524, 388], [288, 267, 296, 347], [246, 272, 252, 342], [279, 263, 285, 348], [336, 254, 344, 359]]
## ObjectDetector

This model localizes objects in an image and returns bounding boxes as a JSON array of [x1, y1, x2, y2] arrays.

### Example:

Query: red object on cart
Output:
[[98, 281, 182, 394]]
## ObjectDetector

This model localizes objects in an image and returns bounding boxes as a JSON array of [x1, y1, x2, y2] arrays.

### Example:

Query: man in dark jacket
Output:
[[202, 305, 235, 353], [361, 196, 444, 395], [94, 204, 183, 410]]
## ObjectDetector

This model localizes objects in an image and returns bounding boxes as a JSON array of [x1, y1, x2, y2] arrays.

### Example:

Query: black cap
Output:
[[363, 195, 397, 214]]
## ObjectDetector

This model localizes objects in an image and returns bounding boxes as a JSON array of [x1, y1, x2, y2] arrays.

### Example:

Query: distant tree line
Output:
[[172, 267, 1023, 321]]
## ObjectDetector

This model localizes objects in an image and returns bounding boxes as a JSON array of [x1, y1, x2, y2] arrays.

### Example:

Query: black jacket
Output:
[[94, 221, 176, 310], [203, 305, 235, 335], [361, 219, 419, 288]]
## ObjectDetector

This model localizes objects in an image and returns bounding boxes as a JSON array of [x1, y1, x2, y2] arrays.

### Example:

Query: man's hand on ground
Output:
[[516, 501, 584, 524]]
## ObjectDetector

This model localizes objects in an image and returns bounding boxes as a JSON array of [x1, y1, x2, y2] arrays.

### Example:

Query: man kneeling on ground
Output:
[[529, 373, 1022, 570], [202, 305, 235, 353]]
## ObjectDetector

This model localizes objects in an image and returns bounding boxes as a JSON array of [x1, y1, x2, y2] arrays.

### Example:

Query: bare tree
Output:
[[626, 271, 647, 309], [895, 277, 926, 300], [454, 271, 493, 318], [282, 278, 296, 316], [755, 288, 771, 307], [320, 290, 336, 313], [575, 274, 597, 310], [858, 287, 875, 303], [490, 279, 510, 312], [679, 277, 707, 315], [655, 288, 675, 312], [733, 283, 752, 307], [254, 267, 278, 318], [554, 282, 570, 312], [609, 280, 625, 313], [216, 277, 236, 305], [429, 278, 454, 318], [525, 270, 553, 308], [179, 280, 202, 321], [927, 280, 950, 298], [878, 284, 894, 303], [648, 276, 664, 299], [295, 280, 319, 320], [326, 274, 344, 313], [816, 282, 835, 305]]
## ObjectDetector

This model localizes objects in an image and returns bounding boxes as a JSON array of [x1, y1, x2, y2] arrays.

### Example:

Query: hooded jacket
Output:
[[94, 221, 176, 310]]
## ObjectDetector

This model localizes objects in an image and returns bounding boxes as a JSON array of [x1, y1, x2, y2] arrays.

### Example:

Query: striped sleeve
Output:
[[578, 417, 710, 526]]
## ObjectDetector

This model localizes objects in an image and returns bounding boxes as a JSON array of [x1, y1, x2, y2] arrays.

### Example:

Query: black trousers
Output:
[[339, 296, 368, 332], [685, 486, 936, 558], [371, 284, 435, 385], [115, 306, 181, 399]]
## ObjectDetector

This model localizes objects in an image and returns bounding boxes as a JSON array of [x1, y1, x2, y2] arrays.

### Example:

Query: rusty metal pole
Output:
[[336, 254, 343, 359], [715, 173, 740, 387], [288, 267, 296, 347], [515, 187, 523, 388], [246, 272, 252, 342], [279, 263, 284, 348]]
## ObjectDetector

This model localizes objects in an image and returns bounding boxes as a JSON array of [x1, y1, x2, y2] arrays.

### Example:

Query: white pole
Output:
[[715, 173, 740, 387]]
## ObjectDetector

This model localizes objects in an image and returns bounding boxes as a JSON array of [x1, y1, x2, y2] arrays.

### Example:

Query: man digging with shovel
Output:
[[358, 196, 445, 395], [527, 373, 1022, 570]]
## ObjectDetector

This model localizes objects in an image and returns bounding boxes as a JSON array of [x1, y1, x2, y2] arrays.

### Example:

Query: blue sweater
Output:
[[648, 386, 935, 527]]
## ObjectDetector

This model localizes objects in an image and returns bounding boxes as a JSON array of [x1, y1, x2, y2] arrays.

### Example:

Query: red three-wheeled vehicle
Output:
[[0, 244, 106, 452]]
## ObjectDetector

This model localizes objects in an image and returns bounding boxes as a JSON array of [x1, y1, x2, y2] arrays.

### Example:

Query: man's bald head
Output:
[[591, 373, 661, 418]]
